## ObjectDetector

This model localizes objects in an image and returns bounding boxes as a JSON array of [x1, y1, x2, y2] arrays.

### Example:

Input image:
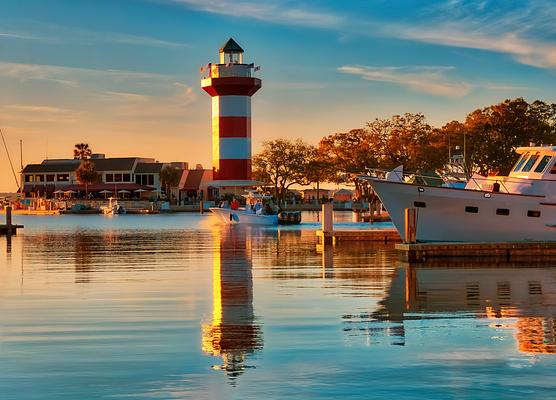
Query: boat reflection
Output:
[[202, 225, 263, 382], [348, 264, 556, 353]]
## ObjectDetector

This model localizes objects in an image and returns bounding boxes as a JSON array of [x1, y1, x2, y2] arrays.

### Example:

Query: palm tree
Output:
[[74, 143, 92, 160]]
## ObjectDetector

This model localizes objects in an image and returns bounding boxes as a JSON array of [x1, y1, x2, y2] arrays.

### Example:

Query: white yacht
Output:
[[361, 146, 556, 242]]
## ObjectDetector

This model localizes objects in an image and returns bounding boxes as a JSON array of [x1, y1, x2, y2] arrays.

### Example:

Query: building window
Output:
[[148, 174, 154, 186], [35, 175, 45, 182], [57, 174, 69, 182], [496, 208, 510, 216], [414, 201, 426, 208], [115, 174, 122, 182], [527, 210, 541, 218], [25, 175, 34, 183], [123, 173, 131, 182], [106, 173, 114, 183], [46, 174, 55, 182], [135, 175, 141, 185], [465, 206, 479, 213]]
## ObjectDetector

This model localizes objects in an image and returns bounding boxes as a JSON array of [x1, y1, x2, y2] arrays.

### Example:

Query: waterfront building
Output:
[[179, 166, 214, 202], [20, 153, 189, 197], [201, 38, 262, 196]]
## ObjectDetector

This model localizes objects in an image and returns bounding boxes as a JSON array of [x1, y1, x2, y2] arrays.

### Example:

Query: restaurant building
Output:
[[20, 153, 188, 197]]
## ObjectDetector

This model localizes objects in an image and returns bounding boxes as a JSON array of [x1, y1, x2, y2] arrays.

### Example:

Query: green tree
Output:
[[252, 138, 313, 204], [159, 166, 182, 203], [76, 160, 99, 197], [74, 143, 92, 160]]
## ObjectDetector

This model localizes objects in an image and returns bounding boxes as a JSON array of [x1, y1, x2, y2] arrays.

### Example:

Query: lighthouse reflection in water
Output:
[[202, 225, 262, 381]]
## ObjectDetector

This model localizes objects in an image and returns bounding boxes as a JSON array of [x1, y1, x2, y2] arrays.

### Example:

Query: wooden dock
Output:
[[317, 229, 401, 245], [0, 224, 24, 235], [0, 206, 23, 236], [397, 241, 556, 263]]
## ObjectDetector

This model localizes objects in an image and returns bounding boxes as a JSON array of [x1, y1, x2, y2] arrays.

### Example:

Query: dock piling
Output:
[[321, 203, 334, 244], [6, 205, 12, 228], [404, 208, 417, 243]]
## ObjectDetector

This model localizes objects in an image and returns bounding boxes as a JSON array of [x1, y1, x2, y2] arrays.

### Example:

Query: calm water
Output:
[[1, 212, 556, 399]]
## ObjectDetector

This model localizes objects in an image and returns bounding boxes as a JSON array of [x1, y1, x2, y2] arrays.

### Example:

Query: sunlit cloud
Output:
[[338, 65, 471, 97], [168, 0, 343, 28]]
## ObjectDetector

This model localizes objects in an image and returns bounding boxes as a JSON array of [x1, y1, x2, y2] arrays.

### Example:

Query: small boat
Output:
[[210, 191, 302, 225], [360, 146, 556, 242], [100, 198, 126, 216], [210, 191, 278, 225]]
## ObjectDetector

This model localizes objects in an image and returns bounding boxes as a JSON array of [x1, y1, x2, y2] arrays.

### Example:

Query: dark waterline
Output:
[[1, 213, 556, 399]]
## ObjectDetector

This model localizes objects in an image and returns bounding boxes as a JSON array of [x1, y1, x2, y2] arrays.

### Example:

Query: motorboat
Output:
[[101, 198, 126, 216], [210, 191, 302, 225], [210, 191, 278, 225], [360, 146, 556, 242]]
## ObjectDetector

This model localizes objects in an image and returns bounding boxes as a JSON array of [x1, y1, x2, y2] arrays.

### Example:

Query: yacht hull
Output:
[[369, 179, 556, 242]]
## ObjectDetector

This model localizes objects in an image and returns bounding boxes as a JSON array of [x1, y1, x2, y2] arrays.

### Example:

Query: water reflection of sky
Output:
[[1, 213, 556, 399]]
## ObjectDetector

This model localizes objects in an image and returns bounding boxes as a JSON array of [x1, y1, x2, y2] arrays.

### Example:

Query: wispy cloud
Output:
[[102, 91, 151, 102], [388, 0, 556, 69], [168, 0, 343, 28], [1, 104, 85, 123], [0, 61, 173, 88], [165, 0, 556, 70], [0, 24, 187, 49], [338, 65, 471, 97]]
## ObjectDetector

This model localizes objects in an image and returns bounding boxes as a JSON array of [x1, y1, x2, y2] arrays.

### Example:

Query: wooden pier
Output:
[[397, 241, 556, 263], [316, 203, 401, 245], [0, 206, 23, 236], [317, 229, 400, 245]]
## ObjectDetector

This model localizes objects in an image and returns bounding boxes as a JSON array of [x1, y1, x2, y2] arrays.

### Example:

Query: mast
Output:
[[0, 127, 20, 190]]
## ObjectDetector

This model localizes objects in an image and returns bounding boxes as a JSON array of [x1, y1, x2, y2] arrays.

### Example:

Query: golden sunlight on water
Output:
[[1, 214, 556, 399]]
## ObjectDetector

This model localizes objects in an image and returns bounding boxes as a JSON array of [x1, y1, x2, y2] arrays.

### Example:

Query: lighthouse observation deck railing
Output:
[[200, 63, 258, 79]]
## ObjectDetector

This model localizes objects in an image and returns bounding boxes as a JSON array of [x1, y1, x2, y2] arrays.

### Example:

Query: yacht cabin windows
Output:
[[513, 152, 530, 172], [521, 152, 540, 172], [534, 155, 552, 173]]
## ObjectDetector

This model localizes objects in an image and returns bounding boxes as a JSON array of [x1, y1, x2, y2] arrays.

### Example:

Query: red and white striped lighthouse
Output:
[[201, 38, 261, 185]]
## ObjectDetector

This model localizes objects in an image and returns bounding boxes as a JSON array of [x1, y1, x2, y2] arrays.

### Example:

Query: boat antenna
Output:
[[0, 127, 20, 189]]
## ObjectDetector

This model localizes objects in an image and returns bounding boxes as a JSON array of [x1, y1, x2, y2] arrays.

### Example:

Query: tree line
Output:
[[253, 98, 556, 202]]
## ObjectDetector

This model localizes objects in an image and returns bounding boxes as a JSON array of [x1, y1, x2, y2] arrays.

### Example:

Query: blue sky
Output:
[[1, 0, 556, 190]]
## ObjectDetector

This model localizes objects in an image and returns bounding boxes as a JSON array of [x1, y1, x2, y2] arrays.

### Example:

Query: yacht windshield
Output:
[[521, 153, 540, 172], [534, 155, 552, 173], [512, 152, 529, 172]]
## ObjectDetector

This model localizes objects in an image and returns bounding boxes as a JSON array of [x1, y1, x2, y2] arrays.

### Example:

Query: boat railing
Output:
[[359, 168, 528, 194]]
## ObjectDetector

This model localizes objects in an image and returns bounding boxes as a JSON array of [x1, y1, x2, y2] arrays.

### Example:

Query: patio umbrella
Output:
[[64, 190, 77, 197], [118, 189, 131, 199], [134, 188, 147, 192], [99, 189, 112, 199]]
